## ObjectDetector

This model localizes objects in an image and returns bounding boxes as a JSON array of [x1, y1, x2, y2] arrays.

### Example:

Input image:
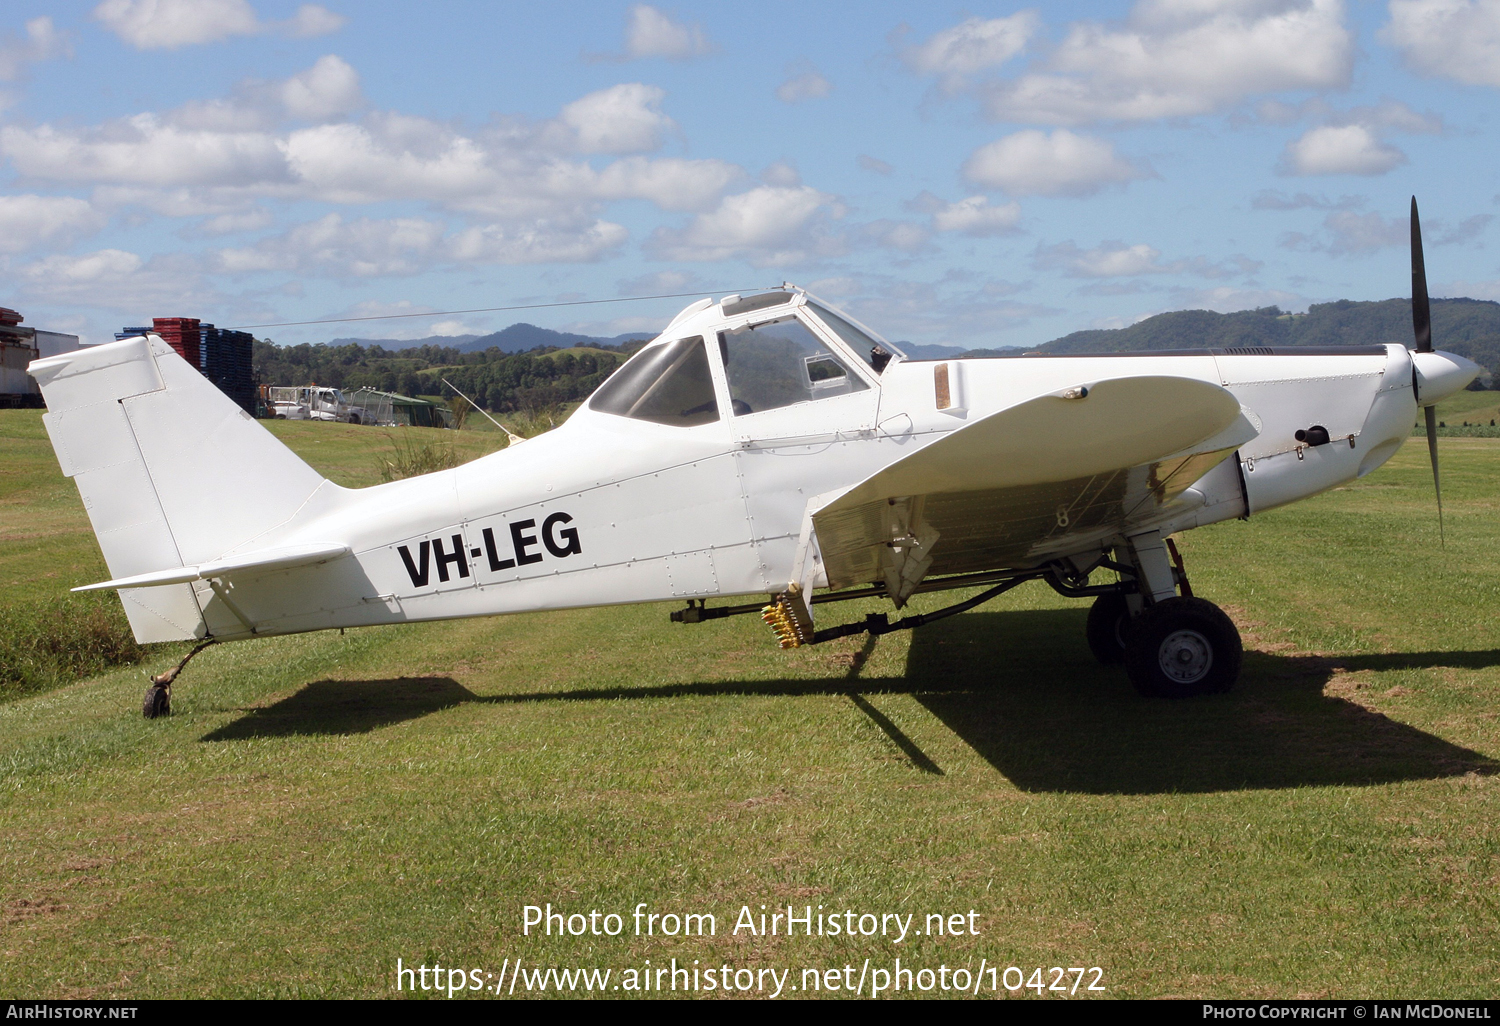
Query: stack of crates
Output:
[[112, 318, 256, 414], [199, 323, 255, 414], [151, 317, 200, 368]]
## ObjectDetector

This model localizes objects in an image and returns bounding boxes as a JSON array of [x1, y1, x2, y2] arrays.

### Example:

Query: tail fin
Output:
[[31, 335, 328, 642]]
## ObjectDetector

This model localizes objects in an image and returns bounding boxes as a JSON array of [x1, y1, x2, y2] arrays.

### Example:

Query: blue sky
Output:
[[2, 0, 1498, 349]]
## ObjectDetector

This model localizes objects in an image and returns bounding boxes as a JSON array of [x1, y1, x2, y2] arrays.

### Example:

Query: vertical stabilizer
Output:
[[31, 335, 330, 642]]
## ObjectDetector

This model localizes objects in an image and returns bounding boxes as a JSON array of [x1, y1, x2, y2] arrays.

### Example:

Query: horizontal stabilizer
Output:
[[74, 542, 350, 592]]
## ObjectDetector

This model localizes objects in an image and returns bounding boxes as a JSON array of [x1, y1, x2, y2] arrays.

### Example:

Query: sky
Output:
[[2, 0, 1499, 350]]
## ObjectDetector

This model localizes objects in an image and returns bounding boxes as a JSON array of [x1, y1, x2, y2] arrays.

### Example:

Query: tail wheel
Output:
[[1085, 591, 1130, 664], [1124, 596, 1242, 698], [142, 684, 171, 719]]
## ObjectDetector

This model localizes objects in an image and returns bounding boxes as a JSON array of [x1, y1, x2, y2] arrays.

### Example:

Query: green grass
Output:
[[1, 412, 1498, 999]]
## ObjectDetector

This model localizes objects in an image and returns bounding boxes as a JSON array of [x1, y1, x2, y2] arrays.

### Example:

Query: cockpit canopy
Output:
[[588, 291, 897, 428]]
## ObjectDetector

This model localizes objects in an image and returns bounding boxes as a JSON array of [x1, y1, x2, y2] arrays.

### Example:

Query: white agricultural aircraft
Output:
[[30, 200, 1480, 718]]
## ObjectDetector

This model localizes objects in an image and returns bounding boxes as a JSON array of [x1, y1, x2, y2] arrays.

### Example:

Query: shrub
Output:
[[377, 431, 466, 481], [0, 592, 149, 701]]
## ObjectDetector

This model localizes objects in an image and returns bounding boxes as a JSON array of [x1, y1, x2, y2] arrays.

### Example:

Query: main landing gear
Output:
[[1086, 533, 1243, 698]]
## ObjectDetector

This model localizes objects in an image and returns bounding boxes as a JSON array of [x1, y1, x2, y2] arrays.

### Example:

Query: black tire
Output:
[[1123, 597, 1241, 698], [142, 684, 171, 719], [1085, 591, 1131, 664]]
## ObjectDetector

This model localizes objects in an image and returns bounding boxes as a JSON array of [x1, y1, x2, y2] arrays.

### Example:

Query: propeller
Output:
[[1411, 196, 1444, 546]]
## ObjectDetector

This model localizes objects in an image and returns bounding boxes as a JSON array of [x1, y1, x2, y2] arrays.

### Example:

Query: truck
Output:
[[3, 307, 79, 407], [263, 385, 369, 424]]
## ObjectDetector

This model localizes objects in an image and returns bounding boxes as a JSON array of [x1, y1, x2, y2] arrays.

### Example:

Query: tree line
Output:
[[252, 340, 636, 413]]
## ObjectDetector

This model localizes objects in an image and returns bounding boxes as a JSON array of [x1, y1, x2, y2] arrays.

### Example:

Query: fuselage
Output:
[[186, 290, 1468, 643]]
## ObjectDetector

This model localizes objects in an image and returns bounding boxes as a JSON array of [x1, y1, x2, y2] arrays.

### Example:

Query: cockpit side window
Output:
[[808, 303, 902, 370], [588, 335, 718, 426], [719, 316, 868, 415]]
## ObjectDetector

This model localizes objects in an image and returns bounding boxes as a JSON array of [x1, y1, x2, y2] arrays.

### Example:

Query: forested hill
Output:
[[329, 322, 654, 354], [1014, 297, 1500, 375], [252, 339, 633, 414]]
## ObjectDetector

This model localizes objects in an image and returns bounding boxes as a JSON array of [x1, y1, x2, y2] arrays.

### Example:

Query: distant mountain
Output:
[[332, 322, 655, 354], [960, 298, 1499, 376]]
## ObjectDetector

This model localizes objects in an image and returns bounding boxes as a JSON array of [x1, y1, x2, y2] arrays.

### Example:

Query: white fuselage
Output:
[[202, 342, 1422, 641], [33, 292, 1477, 646]]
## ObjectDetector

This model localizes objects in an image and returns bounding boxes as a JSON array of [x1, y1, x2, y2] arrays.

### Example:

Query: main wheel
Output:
[[142, 684, 171, 719], [1085, 591, 1131, 663], [1123, 597, 1241, 698]]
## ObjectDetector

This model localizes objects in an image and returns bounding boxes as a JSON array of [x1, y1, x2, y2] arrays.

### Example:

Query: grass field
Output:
[[1, 406, 1498, 1000]]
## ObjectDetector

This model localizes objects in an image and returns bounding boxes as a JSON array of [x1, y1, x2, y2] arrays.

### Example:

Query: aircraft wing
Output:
[[810, 375, 1257, 599]]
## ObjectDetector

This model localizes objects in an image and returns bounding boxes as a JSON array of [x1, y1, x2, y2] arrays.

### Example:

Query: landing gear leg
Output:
[[1115, 532, 1242, 697], [142, 639, 216, 720]]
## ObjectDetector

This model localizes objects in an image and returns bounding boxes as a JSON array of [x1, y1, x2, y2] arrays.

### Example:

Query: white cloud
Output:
[[1280, 125, 1406, 176], [448, 221, 628, 265], [589, 156, 741, 211], [194, 208, 274, 235], [862, 220, 931, 253], [982, 0, 1352, 125], [1282, 210, 1407, 255], [93, 0, 344, 49], [1250, 189, 1364, 210], [622, 5, 712, 60], [94, 0, 260, 49], [1035, 239, 1263, 278], [1036, 240, 1169, 277], [1433, 214, 1493, 245], [1, 71, 738, 225], [0, 16, 71, 82], [930, 195, 1022, 236], [552, 84, 674, 154], [16, 247, 216, 310], [826, 274, 1058, 346], [1382, 0, 1500, 87], [901, 12, 1039, 89], [1, 115, 290, 187], [857, 154, 893, 175], [963, 130, 1142, 197], [0, 195, 107, 253], [279, 55, 362, 120], [776, 65, 832, 104], [287, 4, 345, 38], [616, 269, 709, 295], [215, 213, 445, 276], [216, 212, 628, 277], [646, 185, 841, 265]]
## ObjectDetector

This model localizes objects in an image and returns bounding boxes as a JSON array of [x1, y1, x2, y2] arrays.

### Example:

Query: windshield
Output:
[[588, 336, 718, 427], [719, 316, 868, 415]]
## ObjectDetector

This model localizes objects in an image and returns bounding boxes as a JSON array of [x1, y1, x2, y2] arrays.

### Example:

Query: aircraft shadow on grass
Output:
[[200, 676, 477, 742], [202, 609, 1498, 795]]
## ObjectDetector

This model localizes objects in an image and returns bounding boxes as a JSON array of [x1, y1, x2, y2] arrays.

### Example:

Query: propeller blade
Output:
[[1424, 404, 1444, 548], [1412, 196, 1432, 353]]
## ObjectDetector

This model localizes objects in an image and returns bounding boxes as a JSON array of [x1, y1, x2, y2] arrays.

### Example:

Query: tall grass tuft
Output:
[[377, 430, 467, 482], [0, 592, 149, 701]]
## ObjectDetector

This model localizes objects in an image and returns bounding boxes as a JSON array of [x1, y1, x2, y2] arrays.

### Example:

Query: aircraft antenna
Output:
[[441, 377, 526, 446]]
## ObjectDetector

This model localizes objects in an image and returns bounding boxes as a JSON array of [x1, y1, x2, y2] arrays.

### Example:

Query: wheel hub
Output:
[[1157, 629, 1212, 684]]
